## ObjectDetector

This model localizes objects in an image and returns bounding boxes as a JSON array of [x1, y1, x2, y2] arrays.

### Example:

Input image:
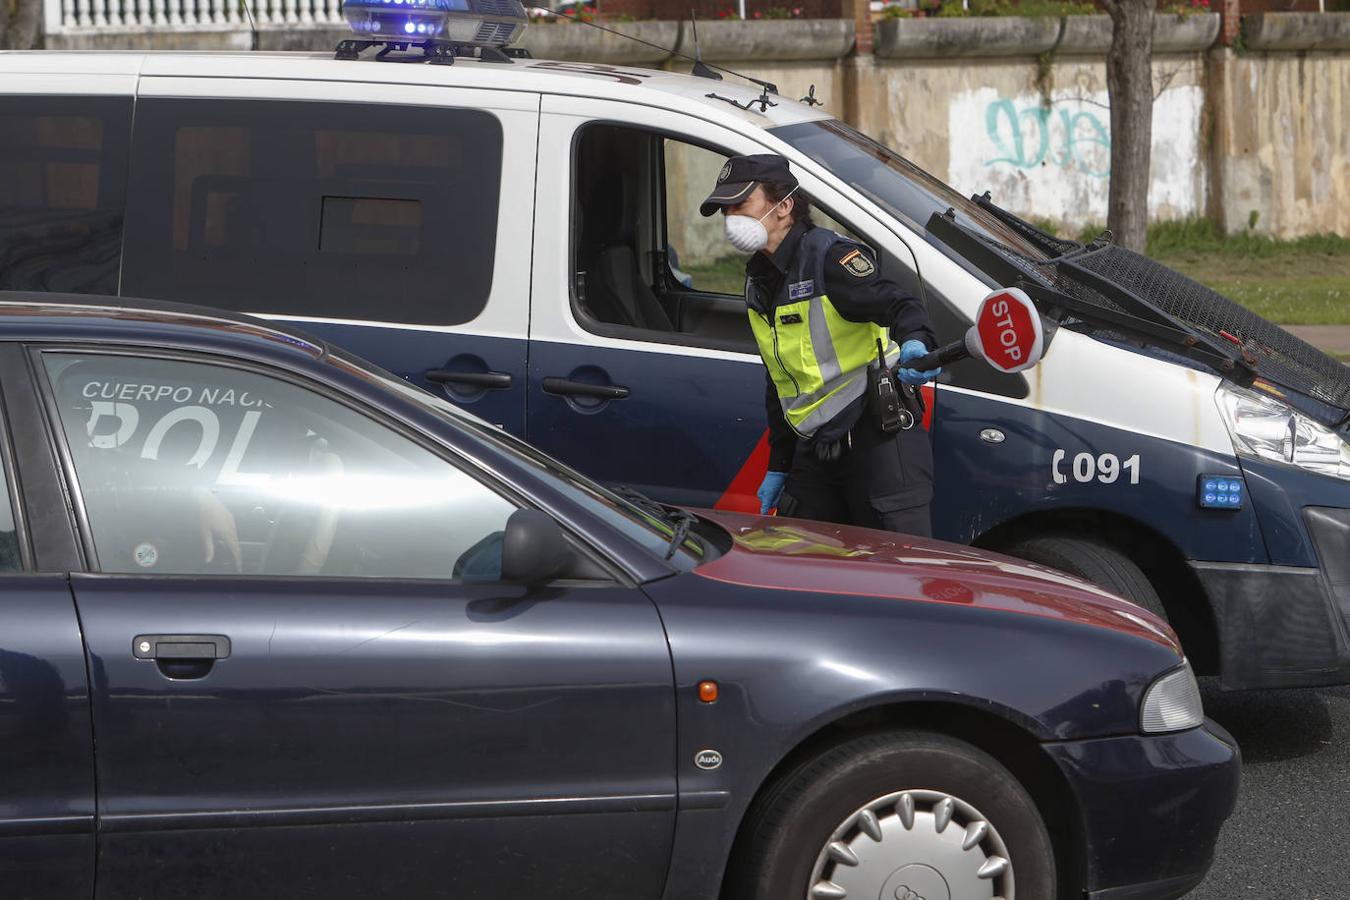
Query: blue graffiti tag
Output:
[[984, 99, 1111, 178]]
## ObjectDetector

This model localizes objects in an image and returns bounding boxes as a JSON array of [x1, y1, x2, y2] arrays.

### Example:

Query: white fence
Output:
[[44, 0, 343, 32]]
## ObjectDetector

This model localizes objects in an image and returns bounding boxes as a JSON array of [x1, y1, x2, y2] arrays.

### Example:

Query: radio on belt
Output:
[[337, 0, 530, 64]]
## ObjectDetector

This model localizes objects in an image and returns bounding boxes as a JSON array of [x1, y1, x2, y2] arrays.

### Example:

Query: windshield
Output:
[[328, 348, 708, 569], [771, 119, 1046, 267]]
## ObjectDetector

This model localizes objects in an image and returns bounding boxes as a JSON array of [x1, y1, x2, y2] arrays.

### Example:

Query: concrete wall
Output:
[[1208, 48, 1350, 237]]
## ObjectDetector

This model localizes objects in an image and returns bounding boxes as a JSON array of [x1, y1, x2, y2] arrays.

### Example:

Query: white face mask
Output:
[[724, 186, 798, 254]]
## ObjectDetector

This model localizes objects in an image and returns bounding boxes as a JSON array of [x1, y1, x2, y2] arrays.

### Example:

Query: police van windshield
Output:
[[771, 119, 1045, 267]]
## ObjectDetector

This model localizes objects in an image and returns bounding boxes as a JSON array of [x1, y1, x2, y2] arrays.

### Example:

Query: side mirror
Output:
[[500, 509, 574, 584]]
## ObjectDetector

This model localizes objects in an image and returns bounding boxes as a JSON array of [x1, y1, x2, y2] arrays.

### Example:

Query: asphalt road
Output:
[[1184, 679, 1350, 899]]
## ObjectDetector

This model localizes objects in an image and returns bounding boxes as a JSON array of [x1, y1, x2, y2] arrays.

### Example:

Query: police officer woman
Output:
[[701, 154, 939, 536]]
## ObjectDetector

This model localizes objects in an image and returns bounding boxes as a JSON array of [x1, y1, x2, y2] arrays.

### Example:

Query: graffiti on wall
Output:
[[948, 86, 1205, 229], [983, 98, 1111, 178]]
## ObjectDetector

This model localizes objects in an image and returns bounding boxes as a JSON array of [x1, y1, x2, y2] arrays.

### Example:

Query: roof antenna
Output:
[[523, 6, 779, 94], [240, 0, 259, 51], [689, 11, 722, 81]]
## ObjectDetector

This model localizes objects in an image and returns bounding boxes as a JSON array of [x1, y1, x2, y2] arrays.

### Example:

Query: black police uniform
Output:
[[748, 221, 937, 537]]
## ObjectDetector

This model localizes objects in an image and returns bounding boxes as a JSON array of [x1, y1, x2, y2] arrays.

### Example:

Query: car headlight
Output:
[[1216, 384, 1350, 481], [1140, 660, 1204, 734]]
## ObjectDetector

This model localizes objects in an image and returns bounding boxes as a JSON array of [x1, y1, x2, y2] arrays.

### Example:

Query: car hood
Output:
[[694, 510, 1179, 652]]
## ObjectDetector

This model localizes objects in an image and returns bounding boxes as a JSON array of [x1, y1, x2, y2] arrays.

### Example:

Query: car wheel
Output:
[[1007, 534, 1167, 621], [732, 730, 1056, 900]]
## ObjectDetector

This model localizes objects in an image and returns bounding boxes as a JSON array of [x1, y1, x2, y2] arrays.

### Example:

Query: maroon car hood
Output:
[[693, 510, 1179, 651]]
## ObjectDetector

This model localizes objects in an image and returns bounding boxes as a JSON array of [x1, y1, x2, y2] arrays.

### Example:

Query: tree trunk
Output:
[[1, 0, 35, 49], [0, 0, 43, 49], [1103, 0, 1154, 254]]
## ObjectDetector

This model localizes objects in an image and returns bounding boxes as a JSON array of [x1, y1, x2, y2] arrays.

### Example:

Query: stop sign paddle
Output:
[[909, 287, 1043, 374]]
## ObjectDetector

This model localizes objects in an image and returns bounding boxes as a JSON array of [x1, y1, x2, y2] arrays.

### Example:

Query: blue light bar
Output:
[[1197, 474, 1245, 510], [342, 0, 468, 38], [340, 0, 526, 46]]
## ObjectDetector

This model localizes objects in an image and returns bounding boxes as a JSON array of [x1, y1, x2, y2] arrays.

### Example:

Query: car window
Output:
[[121, 99, 502, 326], [0, 429, 20, 573], [570, 124, 752, 353], [42, 352, 517, 580], [662, 139, 739, 296], [325, 346, 709, 570], [662, 148, 868, 300], [0, 95, 132, 295]]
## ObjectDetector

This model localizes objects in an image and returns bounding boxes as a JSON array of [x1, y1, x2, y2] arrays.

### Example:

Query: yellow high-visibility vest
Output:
[[748, 229, 900, 438]]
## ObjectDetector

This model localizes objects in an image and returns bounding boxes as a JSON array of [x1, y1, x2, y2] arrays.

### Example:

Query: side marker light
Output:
[[1197, 473, 1244, 510]]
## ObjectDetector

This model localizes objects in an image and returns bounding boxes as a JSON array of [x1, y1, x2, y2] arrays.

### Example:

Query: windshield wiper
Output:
[[970, 190, 1088, 259], [614, 486, 701, 561], [614, 485, 672, 519], [664, 510, 696, 561]]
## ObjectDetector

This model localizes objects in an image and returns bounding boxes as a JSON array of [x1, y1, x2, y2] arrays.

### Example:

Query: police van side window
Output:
[[121, 99, 502, 326], [570, 124, 754, 354], [42, 352, 517, 580], [0, 96, 132, 296], [662, 140, 742, 296]]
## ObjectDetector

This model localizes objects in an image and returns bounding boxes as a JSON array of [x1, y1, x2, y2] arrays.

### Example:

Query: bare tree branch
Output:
[[1152, 61, 1192, 100], [1065, 92, 1112, 111]]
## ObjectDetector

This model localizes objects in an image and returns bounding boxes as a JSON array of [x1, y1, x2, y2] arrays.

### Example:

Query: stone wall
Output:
[[1208, 46, 1350, 236]]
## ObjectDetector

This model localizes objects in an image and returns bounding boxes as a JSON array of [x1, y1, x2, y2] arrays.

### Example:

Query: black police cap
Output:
[[700, 154, 798, 217]]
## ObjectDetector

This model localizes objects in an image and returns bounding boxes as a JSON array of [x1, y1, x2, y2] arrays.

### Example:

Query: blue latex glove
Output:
[[897, 338, 940, 386], [757, 471, 788, 515]]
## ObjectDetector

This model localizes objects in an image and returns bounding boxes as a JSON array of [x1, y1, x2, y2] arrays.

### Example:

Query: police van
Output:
[[2, 4, 1348, 691]]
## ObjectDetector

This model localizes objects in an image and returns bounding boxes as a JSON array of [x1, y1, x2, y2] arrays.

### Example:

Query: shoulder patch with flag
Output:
[[838, 248, 875, 278]]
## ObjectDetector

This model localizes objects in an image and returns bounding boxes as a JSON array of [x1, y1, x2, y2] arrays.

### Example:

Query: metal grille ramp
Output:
[[1059, 244, 1350, 412]]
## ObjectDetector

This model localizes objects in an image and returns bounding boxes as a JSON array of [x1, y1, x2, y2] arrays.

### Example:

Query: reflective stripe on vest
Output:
[[749, 293, 901, 439]]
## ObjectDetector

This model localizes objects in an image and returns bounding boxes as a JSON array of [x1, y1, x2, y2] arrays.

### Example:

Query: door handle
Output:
[[425, 370, 513, 390], [542, 378, 630, 400], [133, 634, 231, 661]]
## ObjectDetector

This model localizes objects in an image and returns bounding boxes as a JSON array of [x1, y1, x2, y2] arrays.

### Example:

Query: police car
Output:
[[1, 4, 1347, 693], [0, 293, 1236, 899]]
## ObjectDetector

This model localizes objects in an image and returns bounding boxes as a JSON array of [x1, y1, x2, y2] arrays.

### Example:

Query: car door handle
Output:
[[425, 370, 513, 390], [133, 634, 232, 660], [542, 378, 630, 400]]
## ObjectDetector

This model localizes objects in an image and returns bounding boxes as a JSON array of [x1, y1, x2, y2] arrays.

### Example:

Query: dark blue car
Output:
[[0, 293, 1236, 899]]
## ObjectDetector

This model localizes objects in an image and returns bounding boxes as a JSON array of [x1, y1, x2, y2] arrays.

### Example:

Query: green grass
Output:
[[682, 255, 750, 296], [1144, 218, 1350, 260]]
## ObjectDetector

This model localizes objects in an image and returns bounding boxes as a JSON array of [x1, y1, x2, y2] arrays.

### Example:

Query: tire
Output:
[[731, 730, 1056, 900], [1007, 534, 1168, 621]]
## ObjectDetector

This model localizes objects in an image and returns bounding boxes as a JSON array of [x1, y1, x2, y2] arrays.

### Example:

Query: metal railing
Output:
[[44, 0, 343, 31]]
